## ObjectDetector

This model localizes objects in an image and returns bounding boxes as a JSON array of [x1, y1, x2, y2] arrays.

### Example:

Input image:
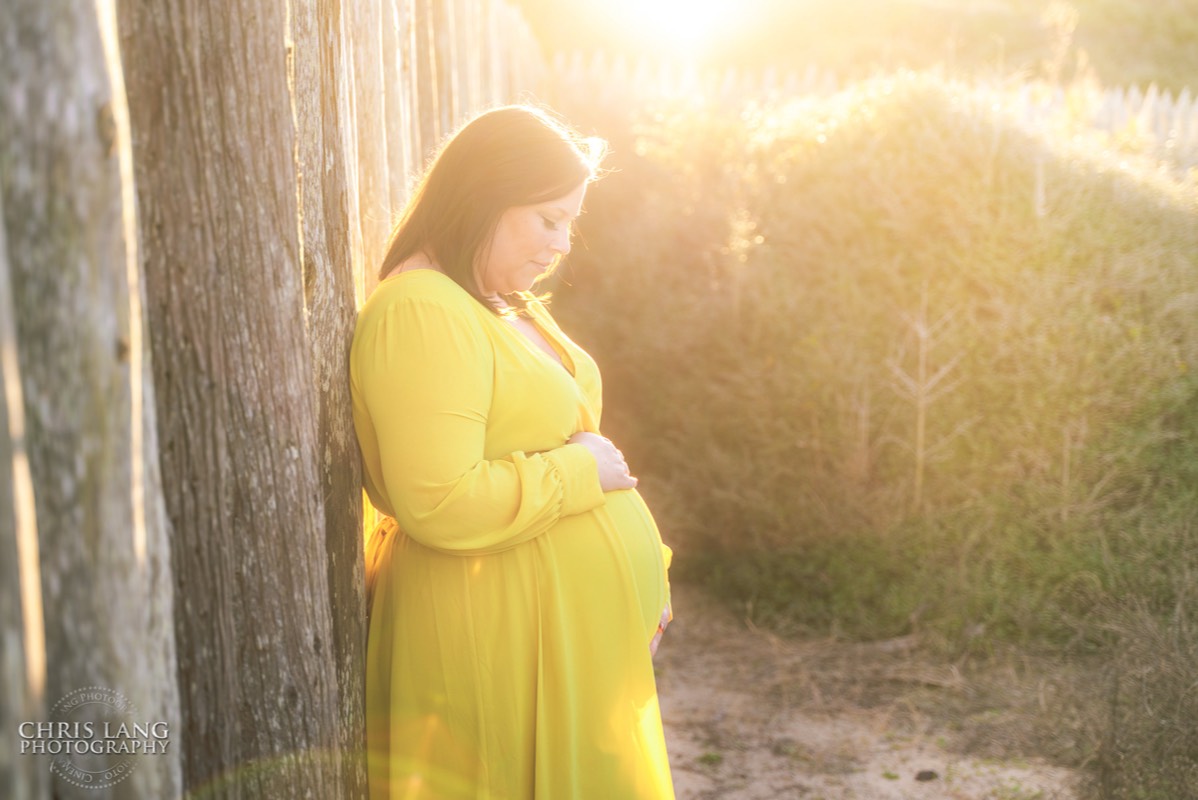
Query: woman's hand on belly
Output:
[[568, 431, 637, 492], [650, 603, 671, 657]]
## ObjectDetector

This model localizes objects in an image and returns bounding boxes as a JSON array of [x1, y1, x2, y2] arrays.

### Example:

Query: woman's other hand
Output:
[[568, 432, 637, 492]]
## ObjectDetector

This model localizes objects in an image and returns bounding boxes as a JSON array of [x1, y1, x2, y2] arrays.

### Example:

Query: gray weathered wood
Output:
[[0, 1, 182, 797], [117, 0, 343, 795], [414, 0, 442, 159], [382, 0, 410, 218], [0, 179, 49, 800], [291, 1, 368, 797], [348, 0, 393, 287]]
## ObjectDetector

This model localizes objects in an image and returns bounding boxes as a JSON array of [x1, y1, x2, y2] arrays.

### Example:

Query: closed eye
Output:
[[541, 215, 567, 232]]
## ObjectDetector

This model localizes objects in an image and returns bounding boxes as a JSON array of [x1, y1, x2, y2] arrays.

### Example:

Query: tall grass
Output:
[[548, 72, 1198, 793]]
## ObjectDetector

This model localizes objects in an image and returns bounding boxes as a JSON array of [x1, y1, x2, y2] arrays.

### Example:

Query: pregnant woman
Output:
[[352, 105, 675, 799]]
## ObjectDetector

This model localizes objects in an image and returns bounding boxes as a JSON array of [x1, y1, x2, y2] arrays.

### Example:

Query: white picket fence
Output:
[[549, 51, 843, 106], [1012, 81, 1198, 172], [546, 51, 1198, 174]]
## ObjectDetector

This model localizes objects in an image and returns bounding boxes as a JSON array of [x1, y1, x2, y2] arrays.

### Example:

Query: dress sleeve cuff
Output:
[[546, 443, 607, 516]]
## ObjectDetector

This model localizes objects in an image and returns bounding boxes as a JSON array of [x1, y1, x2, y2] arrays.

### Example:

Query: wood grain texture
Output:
[[292, 1, 367, 796], [0, 2, 182, 797], [117, 0, 342, 795]]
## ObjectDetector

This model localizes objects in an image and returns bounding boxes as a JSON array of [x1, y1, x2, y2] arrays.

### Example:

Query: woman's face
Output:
[[476, 182, 587, 296]]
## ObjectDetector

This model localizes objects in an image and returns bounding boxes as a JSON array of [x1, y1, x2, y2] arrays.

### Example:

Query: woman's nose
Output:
[[551, 227, 571, 256]]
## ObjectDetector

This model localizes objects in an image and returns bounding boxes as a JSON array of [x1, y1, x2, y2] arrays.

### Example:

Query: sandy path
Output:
[[655, 582, 1079, 799]]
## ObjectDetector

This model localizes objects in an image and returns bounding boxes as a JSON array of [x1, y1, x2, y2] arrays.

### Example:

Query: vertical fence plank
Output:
[[349, 0, 391, 292], [0, 172, 49, 800], [436, 0, 460, 133], [413, 0, 440, 160], [119, 0, 343, 792], [381, 0, 408, 257], [3, 2, 183, 796], [462, 0, 483, 114], [291, 2, 368, 795]]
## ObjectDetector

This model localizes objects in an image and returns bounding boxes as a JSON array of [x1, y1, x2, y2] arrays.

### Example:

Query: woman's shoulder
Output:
[[361, 270, 479, 321], [354, 270, 492, 351], [349, 270, 493, 371]]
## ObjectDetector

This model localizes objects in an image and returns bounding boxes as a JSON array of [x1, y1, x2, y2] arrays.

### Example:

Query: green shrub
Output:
[[556, 72, 1195, 630]]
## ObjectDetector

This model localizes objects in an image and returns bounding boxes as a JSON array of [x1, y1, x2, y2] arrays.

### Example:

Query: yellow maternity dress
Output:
[[351, 270, 675, 799]]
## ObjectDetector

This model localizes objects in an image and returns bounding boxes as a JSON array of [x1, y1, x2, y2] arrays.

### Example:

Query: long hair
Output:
[[379, 105, 606, 310]]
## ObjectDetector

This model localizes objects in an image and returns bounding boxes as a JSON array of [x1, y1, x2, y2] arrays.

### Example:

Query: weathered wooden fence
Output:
[[549, 51, 1198, 174]]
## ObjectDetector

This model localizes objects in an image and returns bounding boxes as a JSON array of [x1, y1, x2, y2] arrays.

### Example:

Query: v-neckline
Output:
[[502, 307, 576, 378]]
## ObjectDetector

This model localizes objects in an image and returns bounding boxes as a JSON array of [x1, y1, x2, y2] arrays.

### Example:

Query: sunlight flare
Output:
[[1, 298, 46, 699], [600, 0, 741, 57]]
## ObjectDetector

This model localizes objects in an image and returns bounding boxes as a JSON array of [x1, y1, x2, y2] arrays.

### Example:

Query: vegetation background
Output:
[[518, 1, 1198, 796]]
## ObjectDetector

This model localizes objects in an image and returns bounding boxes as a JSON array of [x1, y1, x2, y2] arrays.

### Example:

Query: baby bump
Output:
[[547, 489, 669, 641]]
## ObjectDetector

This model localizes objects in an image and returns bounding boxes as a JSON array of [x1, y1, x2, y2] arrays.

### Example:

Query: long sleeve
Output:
[[352, 293, 606, 555]]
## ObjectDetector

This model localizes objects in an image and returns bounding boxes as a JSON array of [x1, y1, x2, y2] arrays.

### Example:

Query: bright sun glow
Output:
[[600, 0, 740, 58]]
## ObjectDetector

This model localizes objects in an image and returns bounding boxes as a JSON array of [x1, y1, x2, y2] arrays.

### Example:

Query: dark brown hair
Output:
[[378, 105, 606, 310]]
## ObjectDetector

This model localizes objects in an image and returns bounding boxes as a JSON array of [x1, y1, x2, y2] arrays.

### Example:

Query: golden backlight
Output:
[[597, 0, 742, 58]]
